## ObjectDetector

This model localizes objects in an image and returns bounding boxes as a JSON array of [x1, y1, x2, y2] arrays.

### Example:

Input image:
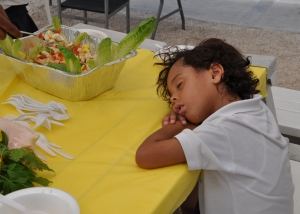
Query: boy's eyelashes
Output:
[[177, 82, 182, 89]]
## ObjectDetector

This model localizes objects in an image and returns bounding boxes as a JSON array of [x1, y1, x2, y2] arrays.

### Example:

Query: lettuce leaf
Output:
[[113, 16, 156, 60], [95, 37, 112, 66], [87, 59, 96, 70], [58, 45, 81, 74], [0, 34, 14, 55], [74, 32, 88, 45], [53, 16, 61, 31], [12, 39, 21, 58], [0, 35, 25, 60], [28, 43, 43, 60], [47, 63, 68, 72]]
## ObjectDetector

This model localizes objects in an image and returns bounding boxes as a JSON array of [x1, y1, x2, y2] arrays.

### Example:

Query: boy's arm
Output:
[[136, 121, 197, 169]]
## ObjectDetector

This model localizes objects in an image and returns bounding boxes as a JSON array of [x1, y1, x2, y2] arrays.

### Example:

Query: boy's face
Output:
[[167, 60, 222, 124]]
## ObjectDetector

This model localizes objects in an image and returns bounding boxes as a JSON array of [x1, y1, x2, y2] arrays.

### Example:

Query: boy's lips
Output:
[[174, 104, 185, 115]]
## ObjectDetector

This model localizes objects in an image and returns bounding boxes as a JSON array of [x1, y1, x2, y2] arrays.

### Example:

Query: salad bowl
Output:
[[0, 25, 137, 101]]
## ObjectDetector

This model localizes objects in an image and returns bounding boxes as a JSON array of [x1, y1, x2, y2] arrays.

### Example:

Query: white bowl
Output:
[[0, 187, 80, 214], [77, 28, 108, 40]]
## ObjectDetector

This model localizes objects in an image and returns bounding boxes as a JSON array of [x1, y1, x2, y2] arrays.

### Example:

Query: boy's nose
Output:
[[170, 96, 177, 104]]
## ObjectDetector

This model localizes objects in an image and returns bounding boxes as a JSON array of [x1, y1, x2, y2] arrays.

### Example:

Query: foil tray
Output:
[[0, 25, 137, 101]]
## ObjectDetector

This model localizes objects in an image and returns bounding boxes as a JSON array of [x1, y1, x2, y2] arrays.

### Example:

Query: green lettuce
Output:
[[58, 45, 81, 74], [47, 63, 68, 72], [53, 16, 61, 31], [28, 43, 43, 60], [12, 39, 21, 58], [95, 37, 112, 66], [113, 16, 156, 60], [87, 59, 96, 70], [74, 32, 88, 45], [0, 34, 14, 55]]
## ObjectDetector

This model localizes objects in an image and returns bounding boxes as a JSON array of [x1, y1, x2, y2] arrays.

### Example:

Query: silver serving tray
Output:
[[0, 25, 137, 101]]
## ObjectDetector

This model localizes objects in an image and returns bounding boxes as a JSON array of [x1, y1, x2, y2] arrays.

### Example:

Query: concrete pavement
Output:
[[130, 0, 300, 34]]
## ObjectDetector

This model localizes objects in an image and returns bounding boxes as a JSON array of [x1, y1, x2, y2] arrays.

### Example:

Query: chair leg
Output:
[[126, 4, 130, 33], [84, 11, 87, 24], [151, 0, 164, 40], [104, 0, 109, 29], [57, 0, 62, 24], [177, 0, 185, 30]]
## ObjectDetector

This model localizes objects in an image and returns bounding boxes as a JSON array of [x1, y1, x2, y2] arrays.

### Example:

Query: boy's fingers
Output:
[[178, 115, 187, 125], [169, 113, 177, 124], [162, 115, 171, 125]]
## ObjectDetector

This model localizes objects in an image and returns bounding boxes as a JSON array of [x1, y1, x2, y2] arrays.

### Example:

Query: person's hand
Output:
[[162, 110, 187, 126], [0, 5, 22, 39]]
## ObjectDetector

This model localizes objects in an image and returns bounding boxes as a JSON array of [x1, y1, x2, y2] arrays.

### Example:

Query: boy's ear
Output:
[[209, 63, 224, 83]]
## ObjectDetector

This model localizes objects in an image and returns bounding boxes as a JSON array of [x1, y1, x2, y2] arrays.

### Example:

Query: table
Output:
[[0, 40, 268, 214], [0, 49, 200, 214]]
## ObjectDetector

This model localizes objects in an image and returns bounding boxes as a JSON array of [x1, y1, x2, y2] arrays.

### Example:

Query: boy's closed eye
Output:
[[177, 82, 182, 89]]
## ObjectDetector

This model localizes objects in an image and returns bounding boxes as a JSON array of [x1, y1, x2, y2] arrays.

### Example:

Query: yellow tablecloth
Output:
[[0, 49, 267, 214]]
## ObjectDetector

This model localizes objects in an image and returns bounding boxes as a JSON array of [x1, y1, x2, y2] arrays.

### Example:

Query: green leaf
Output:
[[53, 16, 61, 31], [0, 130, 8, 147], [28, 43, 43, 60], [9, 148, 27, 162], [58, 45, 81, 74], [96, 37, 112, 66], [87, 59, 96, 70], [31, 176, 52, 186], [114, 16, 156, 60], [74, 32, 88, 45], [23, 151, 54, 172], [5, 164, 30, 185], [111, 42, 117, 59], [45, 46, 54, 54], [48, 63, 68, 72], [3, 180, 13, 195], [8, 173, 30, 183], [0, 144, 9, 159], [0, 34, 13, 55], [12, 39, 21, 58]]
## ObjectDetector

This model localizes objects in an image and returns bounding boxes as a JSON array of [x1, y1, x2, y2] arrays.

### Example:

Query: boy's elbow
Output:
[[135, 149, 150, 169], [135, 147, 155, 169]]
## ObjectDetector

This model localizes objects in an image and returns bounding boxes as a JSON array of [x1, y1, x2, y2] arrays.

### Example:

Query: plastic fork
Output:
[[20, 31, 52, 46]]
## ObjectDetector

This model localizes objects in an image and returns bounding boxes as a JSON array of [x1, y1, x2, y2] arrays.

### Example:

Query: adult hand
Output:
[[0, 5, 22, 39], [162, 109, 187, 126]]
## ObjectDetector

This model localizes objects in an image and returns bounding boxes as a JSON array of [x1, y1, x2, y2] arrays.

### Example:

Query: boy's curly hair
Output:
[[155, 38, 260, 105]]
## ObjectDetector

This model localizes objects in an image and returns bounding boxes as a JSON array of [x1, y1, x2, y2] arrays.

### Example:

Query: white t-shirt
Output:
[[175, 95, 294, 214], [1, 0, 29, 9]]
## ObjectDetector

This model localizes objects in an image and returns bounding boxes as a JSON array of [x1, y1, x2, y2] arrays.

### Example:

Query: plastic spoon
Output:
[[0, 194, 46, 214]]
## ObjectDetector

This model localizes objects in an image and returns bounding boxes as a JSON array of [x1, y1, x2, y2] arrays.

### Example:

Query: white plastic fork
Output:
[[35, 132, 74, 160], [20, 31, 52, 46]]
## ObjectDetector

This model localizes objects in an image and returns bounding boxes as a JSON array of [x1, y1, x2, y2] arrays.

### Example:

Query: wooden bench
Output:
[[272, 86, 300, 144]]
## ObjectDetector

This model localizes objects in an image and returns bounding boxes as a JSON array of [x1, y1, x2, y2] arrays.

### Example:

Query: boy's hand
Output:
[[162, 110, 187, 126]]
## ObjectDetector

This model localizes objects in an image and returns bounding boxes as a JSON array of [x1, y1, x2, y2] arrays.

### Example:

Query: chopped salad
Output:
[[34, 29, 95, 72], [0, 16, 157, 75]]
